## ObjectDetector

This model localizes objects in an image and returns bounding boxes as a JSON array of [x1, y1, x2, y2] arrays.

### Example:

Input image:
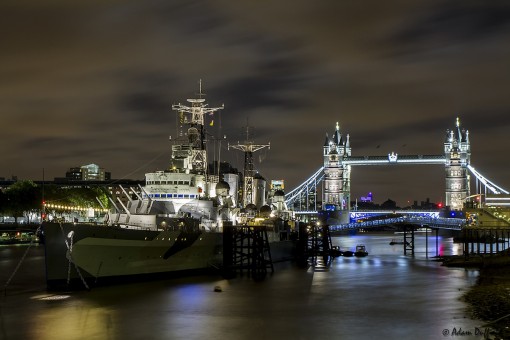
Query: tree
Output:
[[381, 198, 398, 210], [42, 185, 109, 208], [42, 185, 110, 220], [0, 189, 6, 222], [4, 180, 41, 224], [1, 182, 110, 223]]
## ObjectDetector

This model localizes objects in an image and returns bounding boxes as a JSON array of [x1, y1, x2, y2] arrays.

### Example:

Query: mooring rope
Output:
[[3, 224, 42, 296]]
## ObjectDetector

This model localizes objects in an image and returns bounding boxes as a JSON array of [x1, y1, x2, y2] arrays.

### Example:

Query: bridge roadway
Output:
[[329, 215, 466, 232], [285, 159, 509, 209], [295, 210, 465, 231], [298, 212, 466, 259], [298, 211, 467, 261], [343, 154, 446, 165]]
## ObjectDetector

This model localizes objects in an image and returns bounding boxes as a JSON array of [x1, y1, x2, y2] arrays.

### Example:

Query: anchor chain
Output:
[[66, 232, 73, 285], [58, 222, 90, 290]]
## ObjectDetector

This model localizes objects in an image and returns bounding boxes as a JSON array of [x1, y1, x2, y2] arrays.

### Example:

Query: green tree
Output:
[[43, 185, 109, 209], [42, 185, 110, 220], [0, 189, 7, 222], [1, 182, 111, 223], [4, 180, 41, 224]]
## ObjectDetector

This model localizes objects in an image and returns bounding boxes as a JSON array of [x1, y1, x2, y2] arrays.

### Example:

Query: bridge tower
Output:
[[444, 118, 471, 210], [323, 122, 351, 223]]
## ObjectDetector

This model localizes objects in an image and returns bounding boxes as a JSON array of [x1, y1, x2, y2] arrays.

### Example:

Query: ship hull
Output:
[[43, 222, 294, 290]]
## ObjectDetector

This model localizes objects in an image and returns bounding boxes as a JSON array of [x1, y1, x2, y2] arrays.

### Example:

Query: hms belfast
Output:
[[43, 84, 295, 289]]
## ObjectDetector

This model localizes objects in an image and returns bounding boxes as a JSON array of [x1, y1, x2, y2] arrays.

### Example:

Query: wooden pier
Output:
[[222, 223, 274, 280]]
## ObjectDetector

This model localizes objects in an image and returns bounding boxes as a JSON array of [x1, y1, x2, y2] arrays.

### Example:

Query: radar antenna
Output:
[[228, 119, 270, 208], [170, 81, 224, 175]]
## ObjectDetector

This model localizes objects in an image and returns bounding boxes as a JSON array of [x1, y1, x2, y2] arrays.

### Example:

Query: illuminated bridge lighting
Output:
[[285, 120, 509, 211], [284, 167, 324, 207], [285, 162, 509, 208], [343, 155, 446, 166], [467, 165, 509, 195], [350, 210, 440, 219], [329, 216, 465, 231]]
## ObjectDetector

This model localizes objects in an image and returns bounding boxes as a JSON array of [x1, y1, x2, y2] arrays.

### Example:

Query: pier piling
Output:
[[223, 223, 274, 280]]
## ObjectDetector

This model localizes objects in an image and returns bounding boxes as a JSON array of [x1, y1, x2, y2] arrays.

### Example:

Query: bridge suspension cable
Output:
[[284, 163, 508, 210], [284, 167, 324, 207], [467, 165, 509, 195]]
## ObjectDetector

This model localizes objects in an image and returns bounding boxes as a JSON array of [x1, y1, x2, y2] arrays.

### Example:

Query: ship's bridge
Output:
[[144, 171, 204, 200]]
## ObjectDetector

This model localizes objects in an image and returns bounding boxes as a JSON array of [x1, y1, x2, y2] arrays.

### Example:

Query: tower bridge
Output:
[[285, 118, 509, 225]]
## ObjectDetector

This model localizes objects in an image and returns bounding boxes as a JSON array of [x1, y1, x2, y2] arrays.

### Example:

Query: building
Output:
[[63, 164, 111, 182], [360, 192, 373, 203]]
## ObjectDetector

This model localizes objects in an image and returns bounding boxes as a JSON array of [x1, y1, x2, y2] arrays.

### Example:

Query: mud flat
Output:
[[443, 251, 510, 339]]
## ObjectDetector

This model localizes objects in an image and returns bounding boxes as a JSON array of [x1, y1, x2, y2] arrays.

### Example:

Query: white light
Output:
[[38, 295, 71, 301]]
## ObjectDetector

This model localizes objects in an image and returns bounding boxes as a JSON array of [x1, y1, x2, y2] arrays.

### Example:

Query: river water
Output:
[[0, 233, 489, 340]]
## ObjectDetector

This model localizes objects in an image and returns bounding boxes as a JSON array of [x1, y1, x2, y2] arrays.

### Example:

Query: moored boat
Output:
[[354, 244, 368, 257], [342, 250, 354, 257]]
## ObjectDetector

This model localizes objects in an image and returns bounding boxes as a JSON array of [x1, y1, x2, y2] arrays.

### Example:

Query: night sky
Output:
[[2, 1, 510, 206]]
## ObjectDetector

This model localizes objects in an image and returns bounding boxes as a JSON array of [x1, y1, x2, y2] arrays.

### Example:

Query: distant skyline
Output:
[[2, 1, 510, 205]]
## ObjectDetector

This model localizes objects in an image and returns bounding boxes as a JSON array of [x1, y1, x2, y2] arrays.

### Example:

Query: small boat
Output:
[[0, 232, 39, 245], [389, 238, 407, 245], [0, 233, 16, 245], [342, 250, 354, 257], [354, 244, 368, 257]]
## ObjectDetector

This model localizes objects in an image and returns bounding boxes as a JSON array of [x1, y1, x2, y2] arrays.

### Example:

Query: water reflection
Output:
[[29, 302, 116, 340], [332, 232, 466, 258], [0, 233, 486, 340]]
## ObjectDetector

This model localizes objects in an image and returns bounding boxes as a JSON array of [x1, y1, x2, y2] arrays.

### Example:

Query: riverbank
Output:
[[442, 252, 510, 339]]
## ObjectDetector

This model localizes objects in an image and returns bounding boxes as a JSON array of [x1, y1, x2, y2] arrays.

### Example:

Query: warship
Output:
[[43, 84, 296, 289]]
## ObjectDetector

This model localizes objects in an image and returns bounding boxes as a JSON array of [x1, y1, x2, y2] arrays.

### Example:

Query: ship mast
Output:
[[228, 122, 270, 208], [171, 80, 224, 175]]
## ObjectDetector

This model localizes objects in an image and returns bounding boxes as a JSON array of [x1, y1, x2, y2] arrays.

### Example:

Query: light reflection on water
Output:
[[332, 232, 463, 258], [0, 234, 487, 340]]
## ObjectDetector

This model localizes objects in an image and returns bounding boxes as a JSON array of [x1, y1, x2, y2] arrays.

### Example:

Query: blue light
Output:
[[324, 204, 336, 211]]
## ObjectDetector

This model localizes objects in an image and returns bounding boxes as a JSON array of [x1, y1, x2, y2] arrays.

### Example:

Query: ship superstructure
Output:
[[228, 124, 270, 209], [107, 84, 225, 230]]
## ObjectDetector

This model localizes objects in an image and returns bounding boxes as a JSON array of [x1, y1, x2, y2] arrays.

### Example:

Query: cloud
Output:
[[1, 1, 509, 205], [394, 2, 510, 47]]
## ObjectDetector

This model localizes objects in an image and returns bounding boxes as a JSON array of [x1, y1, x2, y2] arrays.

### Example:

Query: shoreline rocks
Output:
[[441, 252, 510, 339]]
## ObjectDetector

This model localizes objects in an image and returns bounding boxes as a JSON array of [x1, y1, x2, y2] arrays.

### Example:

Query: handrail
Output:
[[330, 216, 465, 231]]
